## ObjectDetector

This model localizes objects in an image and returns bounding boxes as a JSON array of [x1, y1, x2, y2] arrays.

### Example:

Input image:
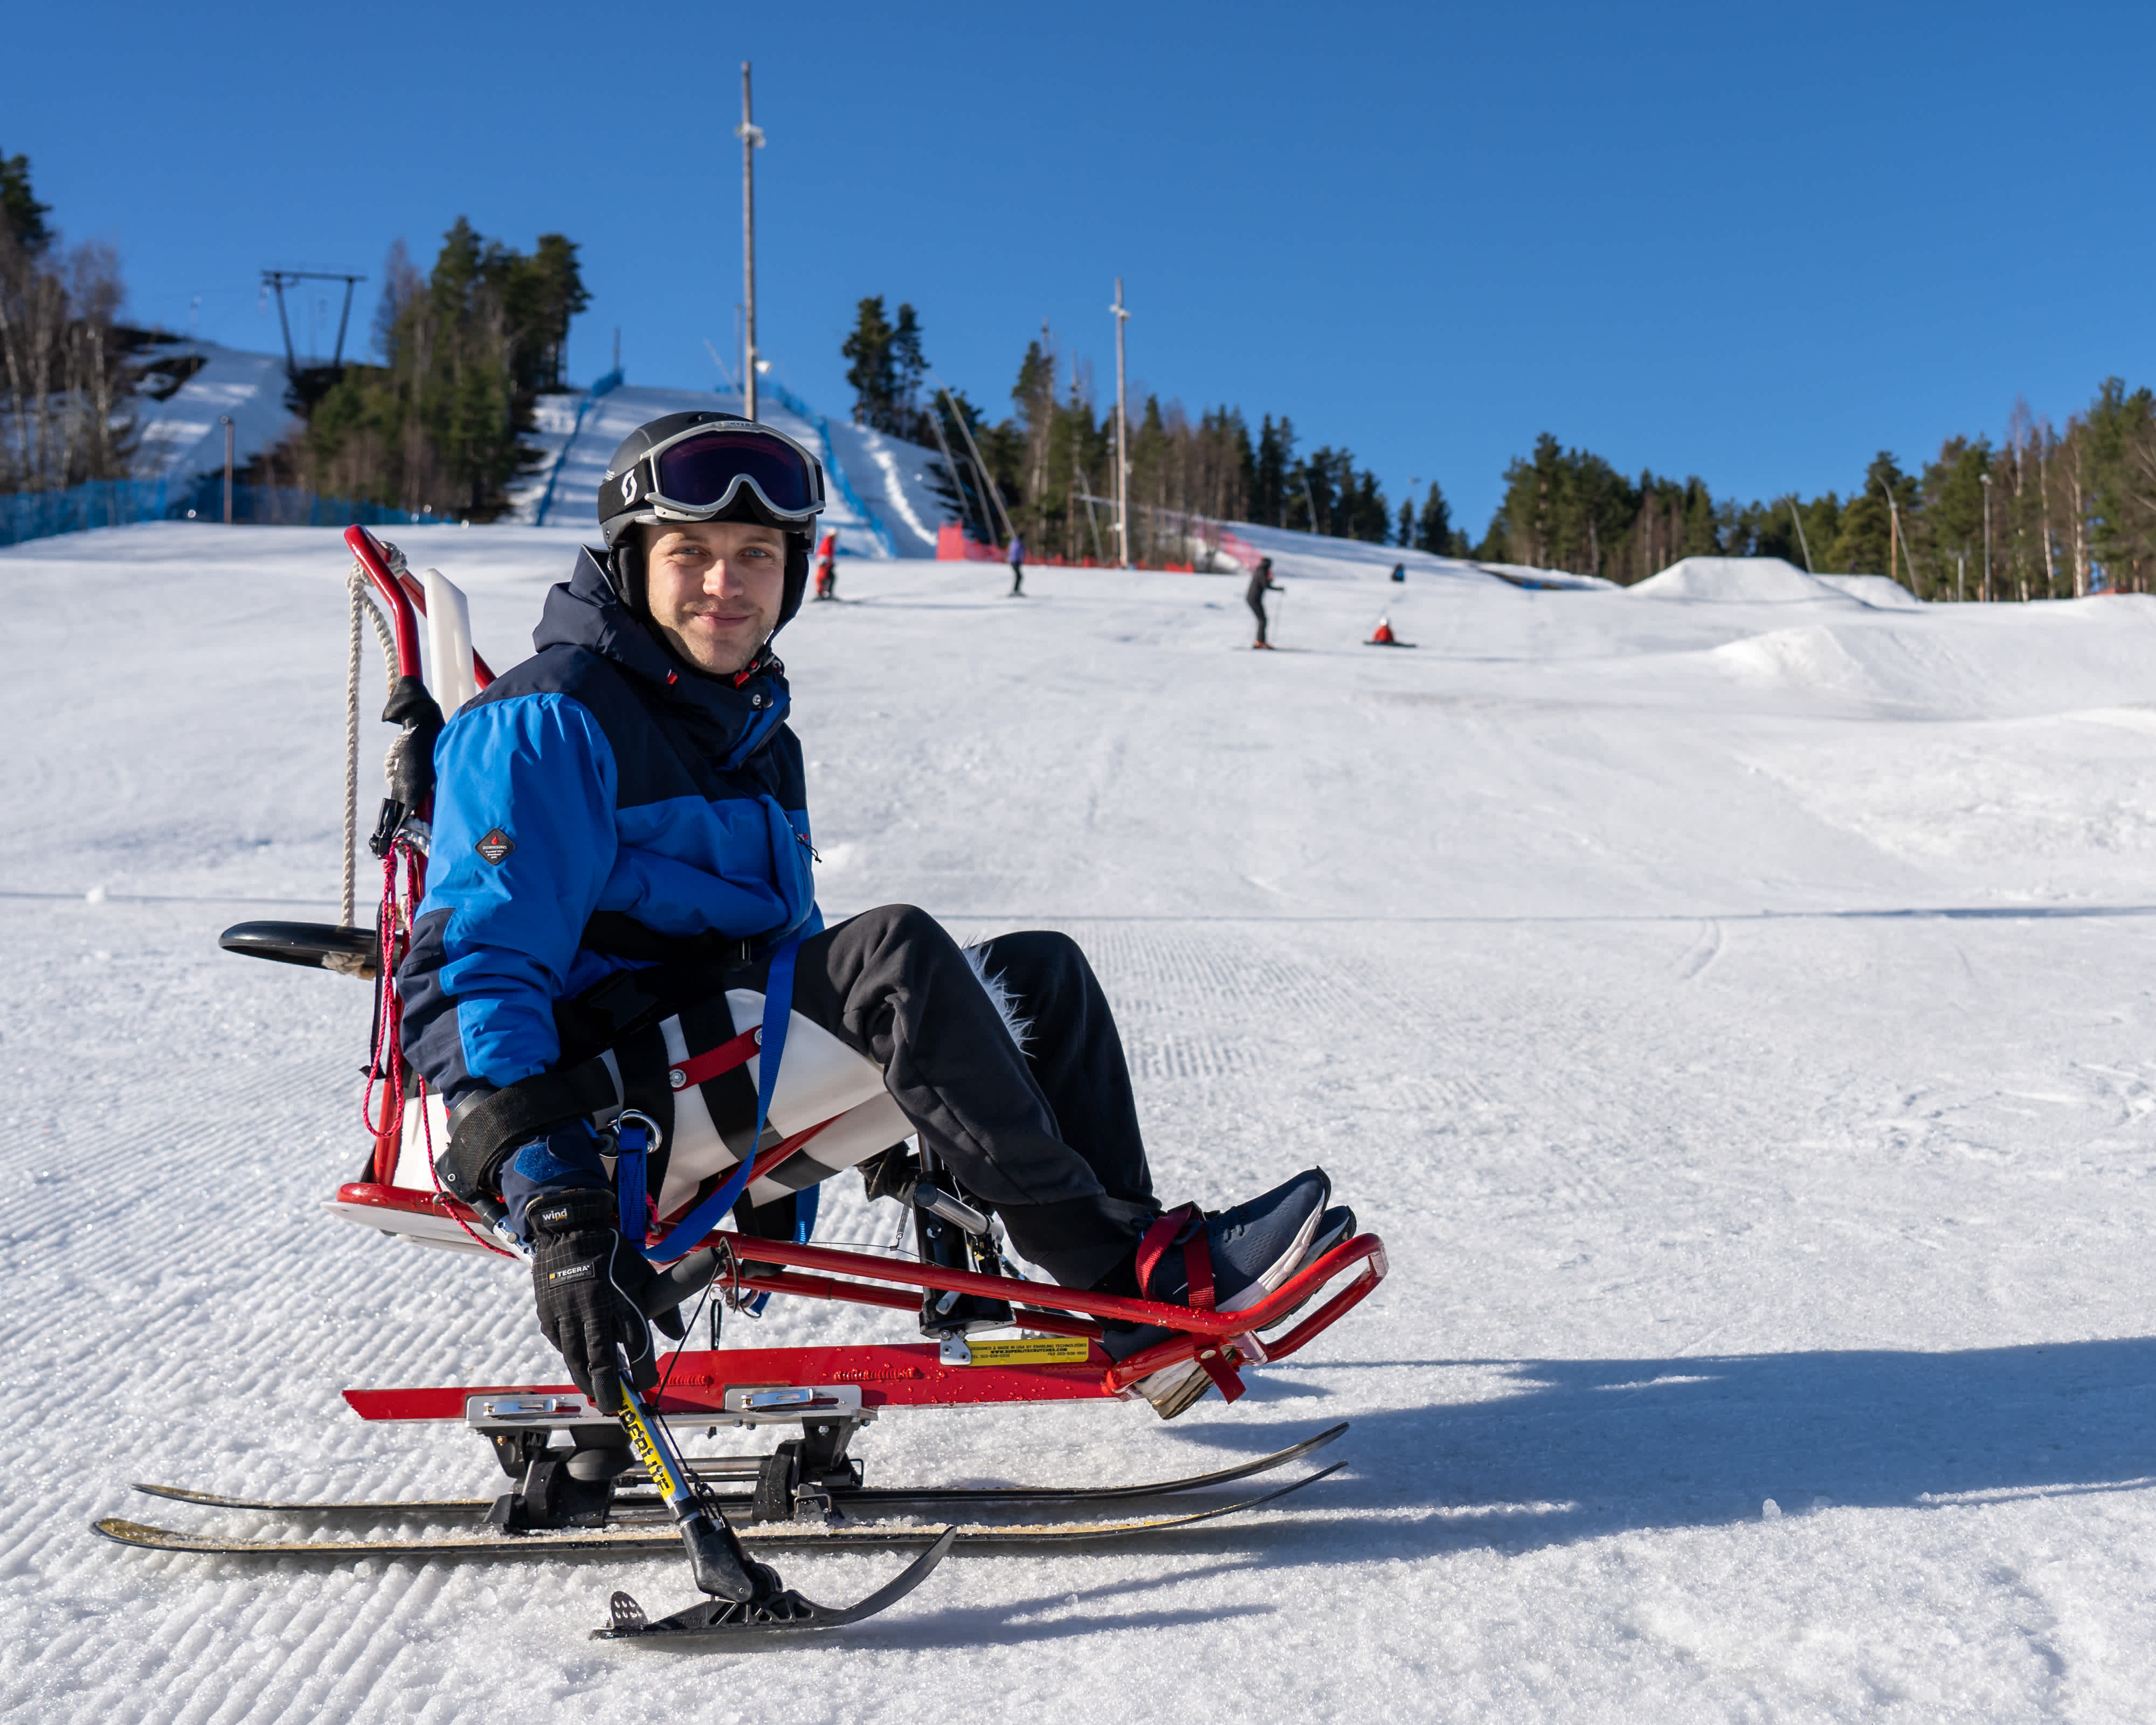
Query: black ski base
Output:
[[594, 1528, 958, 1642]]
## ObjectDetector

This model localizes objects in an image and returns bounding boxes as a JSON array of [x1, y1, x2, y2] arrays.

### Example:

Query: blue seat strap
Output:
[[638, 935, 801, 1264], [615, 1121, 651, 1244]]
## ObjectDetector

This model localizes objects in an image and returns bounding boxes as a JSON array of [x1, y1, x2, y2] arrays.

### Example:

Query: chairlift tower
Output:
[[260, 270, 365, 376]]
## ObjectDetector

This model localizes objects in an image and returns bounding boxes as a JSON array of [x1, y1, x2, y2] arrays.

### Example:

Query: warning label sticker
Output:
[[959, 1337, 1094, 1367]]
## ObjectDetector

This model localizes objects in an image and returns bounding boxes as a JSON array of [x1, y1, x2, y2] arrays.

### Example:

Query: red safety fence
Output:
[[934, 520, 1199, 572]]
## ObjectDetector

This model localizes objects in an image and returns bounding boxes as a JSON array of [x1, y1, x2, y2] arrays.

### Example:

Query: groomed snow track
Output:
[[9, 524, 2156, 1717]]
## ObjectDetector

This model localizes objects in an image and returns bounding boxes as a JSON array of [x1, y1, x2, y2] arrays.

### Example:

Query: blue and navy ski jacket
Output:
[[399, 548, 820, 1113]]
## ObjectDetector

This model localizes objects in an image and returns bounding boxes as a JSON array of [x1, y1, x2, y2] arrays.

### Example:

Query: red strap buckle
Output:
[[1134, 1203, 1213, 1310]]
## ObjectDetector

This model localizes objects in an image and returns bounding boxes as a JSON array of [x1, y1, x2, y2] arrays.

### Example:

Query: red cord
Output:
[[418, 1071, 515, 1259]]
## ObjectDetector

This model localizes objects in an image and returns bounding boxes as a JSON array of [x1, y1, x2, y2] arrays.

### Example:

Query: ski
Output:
[[130, 1422, 1346, 1521], [94, 1463, 1343, 1560], [595, 1528, 959, 1642]]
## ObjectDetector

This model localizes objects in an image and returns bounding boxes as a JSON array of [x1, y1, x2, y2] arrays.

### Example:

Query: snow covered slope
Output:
[[9, 525, 2156, 1719], [521, 382, 944, 558], [131, 341, 301, 482]]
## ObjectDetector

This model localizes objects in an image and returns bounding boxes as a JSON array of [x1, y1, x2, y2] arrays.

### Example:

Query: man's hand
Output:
[[528, 1189, 667, 1413]]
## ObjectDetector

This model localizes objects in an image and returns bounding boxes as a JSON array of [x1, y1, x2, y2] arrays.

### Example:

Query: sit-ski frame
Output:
[[327, 525, 1387, 1463]]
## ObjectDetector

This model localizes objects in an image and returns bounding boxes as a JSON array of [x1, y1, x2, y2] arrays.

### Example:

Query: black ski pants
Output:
[[743, 905, 1156, 1287], [1247, 592, 1269, 644]]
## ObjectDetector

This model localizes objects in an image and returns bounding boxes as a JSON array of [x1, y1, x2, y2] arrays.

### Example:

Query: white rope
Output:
[[343, 564, 398, 927]]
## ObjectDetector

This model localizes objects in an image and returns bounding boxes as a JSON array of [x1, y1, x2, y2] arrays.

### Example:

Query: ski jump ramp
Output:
[[520, 382, 945, 560]]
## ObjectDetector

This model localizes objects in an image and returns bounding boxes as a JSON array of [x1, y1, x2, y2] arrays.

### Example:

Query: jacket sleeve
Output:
[[398, 692, 620, 1106]]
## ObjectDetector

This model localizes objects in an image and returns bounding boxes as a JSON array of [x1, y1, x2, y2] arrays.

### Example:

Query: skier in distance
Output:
[[1006, 532, 1025, 597], [1246, 557, 1281, 648], [398, 412, 1351, 1434], [810, 528, 837, 601]]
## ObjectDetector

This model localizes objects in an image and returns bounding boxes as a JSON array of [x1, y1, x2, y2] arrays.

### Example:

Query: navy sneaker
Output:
[[1302, 1204, 1357, 1269], [1103, 1168, 1333, 1418]]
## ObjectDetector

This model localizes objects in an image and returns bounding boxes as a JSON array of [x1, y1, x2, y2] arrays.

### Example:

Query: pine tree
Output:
[[0, 151, 52, 252], [892, 303, 928, 430], [1826, 452, 1910, 577], [2082, 378, 2156, 592], [1255, 415, 1293, 526], [841, 296, 898, 431], [1349, 467, 1389, 542], [1414, 481, 1454, 554], [841, 297, 931, 440], [297, 219, 589, 518]]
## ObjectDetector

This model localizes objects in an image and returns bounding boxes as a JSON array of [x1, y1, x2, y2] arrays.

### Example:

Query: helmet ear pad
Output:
[[778, 534, 809, 629], [606, 539, 647, 615]]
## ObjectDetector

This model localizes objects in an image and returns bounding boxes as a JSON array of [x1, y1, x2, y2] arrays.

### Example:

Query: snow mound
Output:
[[1709, 622, 2004, 715], [1818, 572, 1924, 610], [1633, 556, 1860, 604], [1712, 626, 1881, 700]]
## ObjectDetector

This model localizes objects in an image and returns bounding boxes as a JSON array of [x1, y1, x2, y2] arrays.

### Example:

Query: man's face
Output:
[[641, 520, 788, 675]]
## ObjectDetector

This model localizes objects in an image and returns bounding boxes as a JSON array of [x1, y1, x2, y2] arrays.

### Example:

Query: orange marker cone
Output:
[[1367, 616, 1396, 645]]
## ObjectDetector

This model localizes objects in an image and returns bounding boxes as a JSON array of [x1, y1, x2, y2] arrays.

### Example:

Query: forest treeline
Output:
[[264, 220, 589, 520], [5, 139, 2151, 593], [1, 150, 134, 492], [1484, 395, 2156, 598], [842, 294, 2156, 597], [840, 295, 1408, 564], [1, 153, 589, 519]]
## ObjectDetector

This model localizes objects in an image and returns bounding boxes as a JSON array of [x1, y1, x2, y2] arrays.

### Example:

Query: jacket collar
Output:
[[536, 547, 790, 766]]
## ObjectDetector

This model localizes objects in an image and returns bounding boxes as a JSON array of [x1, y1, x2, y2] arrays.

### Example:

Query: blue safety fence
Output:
[[761, 378, 899, 558], [0, 475, 451, 547], [528, 370, 627, 527], [173, 479, 456, 529], [1, 478, 175, 547]]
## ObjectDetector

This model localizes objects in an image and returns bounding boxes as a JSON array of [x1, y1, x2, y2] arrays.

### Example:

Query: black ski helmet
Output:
[[597, 410, 825, 631]]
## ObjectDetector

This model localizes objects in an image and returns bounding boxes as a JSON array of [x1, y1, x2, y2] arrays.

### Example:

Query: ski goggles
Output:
[[605, 421, 825, 528]]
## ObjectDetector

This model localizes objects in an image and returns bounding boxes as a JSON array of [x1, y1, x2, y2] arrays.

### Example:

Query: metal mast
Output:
[[738, 62, 765, 420], [1981, 470, 1993, 602], [1111, 277, 1130, 567]]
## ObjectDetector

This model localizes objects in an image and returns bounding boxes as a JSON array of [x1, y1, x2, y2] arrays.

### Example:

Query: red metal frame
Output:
[[343, 525, 506, 1190], [347, 1343, 1125, 1421], [334, 1178, 1386, 1409], [343, 525, 497, 688]]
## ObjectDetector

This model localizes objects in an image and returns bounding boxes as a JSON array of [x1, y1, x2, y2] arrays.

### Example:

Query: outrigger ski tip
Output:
[[596, 1527, 959, 1642]]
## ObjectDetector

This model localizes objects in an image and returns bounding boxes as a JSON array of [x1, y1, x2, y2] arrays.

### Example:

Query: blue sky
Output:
[[12, 0, 2153, 529]]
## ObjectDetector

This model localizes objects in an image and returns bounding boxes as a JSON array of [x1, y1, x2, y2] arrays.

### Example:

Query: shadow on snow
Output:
[[1186, 1336, 2156, 1557]]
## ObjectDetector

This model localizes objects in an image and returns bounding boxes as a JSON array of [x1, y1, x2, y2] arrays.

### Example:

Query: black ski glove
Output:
[[529, 1189, 668, 1414]]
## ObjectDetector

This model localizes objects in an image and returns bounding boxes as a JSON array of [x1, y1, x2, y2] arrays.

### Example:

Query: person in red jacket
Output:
[[811, 529, 838, 601]]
